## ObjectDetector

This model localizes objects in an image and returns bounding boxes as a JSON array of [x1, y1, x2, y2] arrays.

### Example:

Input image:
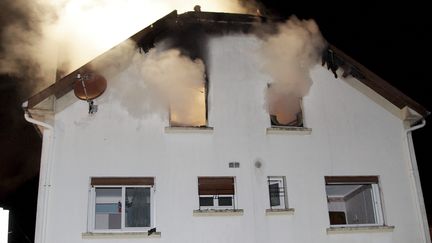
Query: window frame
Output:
[[88, 178, 155, 233], [198, 195, 235, 210], [197, 177, 236, 210], [325, 176, 384, 228], [267, 176, 288, 210]]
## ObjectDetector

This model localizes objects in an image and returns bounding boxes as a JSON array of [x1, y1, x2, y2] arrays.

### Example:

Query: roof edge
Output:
[[322, 44, 430, 118], [26, 11, 430, 121]]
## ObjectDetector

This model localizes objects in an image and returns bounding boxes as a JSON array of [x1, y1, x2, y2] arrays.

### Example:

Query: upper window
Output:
[[267, 84, 303, 128], [90, 177, 154, 231], [169, 85, 207, 127], [197, 177, 235, 210], [267, 176, 288, 210], [325, 176, 384, 227]]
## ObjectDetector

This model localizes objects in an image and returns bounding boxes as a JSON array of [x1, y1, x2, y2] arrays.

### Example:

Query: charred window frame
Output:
[[197, 177, 236, 210], [325, 176, 385, 227], [88, 177, 155, 232], [267, 83, 304, 128]]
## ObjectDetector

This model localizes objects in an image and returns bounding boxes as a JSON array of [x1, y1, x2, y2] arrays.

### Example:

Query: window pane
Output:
[[269, 183, 281, 207], [125, 187, 151, 227], [345, 185, 375, 224], [199, 197, 214, 206], [326, 183, 378, 225], [218, 197, 233, 206], [95, 188, 122, 229]]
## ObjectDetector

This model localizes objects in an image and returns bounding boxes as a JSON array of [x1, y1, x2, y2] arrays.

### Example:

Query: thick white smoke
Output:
[[95, 41, 206, 125], [259, 16, 326, 125], [0, 0, 257, 95]]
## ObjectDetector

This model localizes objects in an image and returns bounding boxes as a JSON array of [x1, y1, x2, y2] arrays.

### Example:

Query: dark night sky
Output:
[[0, 1, 431, 242]]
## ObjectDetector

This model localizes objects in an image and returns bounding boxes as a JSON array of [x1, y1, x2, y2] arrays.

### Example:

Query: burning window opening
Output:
[[169, 85, 207, 127], [267, 83, 304, 128], [270, 110, 303, 127]]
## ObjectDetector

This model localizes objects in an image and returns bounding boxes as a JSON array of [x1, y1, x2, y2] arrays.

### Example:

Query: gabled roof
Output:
[[25, 10, 429, 120]]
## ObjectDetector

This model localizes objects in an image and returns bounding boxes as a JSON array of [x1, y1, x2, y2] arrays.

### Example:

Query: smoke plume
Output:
[[0, 0, 257, 96], [259, 16, 326, 125], [95, 41, 206, 125]]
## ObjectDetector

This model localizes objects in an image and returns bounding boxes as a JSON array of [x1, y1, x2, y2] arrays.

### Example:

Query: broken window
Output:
[[267, 84, 304, 127], [90, 177, 154, 231], [197, 177, 235, 210], [169, 84, 207, 127], [267, 176, 288, 210], [325, 176, 384, 227]]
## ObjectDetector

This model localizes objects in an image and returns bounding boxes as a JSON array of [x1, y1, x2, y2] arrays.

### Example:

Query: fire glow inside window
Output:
[[325, 176, 384, 227], [267, 84, 304, 128], [90, 177, 154, 231], [197, 177, 235, 210], [169, 85, 207, 127]]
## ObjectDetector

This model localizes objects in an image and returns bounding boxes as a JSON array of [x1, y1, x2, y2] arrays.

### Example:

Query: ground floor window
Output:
[[325, 176, 384, 226], [197, 177, 235, 210], [90, 177, 154, 231]]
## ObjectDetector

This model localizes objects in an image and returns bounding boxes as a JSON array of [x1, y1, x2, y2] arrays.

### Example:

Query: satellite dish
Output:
[[74, 73, 107, 100], [74, 73, 107, 114]]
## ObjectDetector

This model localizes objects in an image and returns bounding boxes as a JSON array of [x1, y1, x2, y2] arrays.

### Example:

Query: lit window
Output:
[[325, 176, 384, 227], [90, 177, 154, 231], [169, 85, 207, 127], [197, 177, 235, 210], [267, 84, 304, 127], [267, 176, 288, 210]]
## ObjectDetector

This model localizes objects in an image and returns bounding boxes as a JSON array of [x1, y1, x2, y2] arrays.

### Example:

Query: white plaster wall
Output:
[[43, 34, 422, 243]]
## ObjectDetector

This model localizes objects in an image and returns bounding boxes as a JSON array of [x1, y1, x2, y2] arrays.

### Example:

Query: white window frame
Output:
[[326, 181, 384, 228], [89, 185, 154, 232], [199, 195, 235, 210], [197, 177, 237, 210], [267, 176, 288, 210]]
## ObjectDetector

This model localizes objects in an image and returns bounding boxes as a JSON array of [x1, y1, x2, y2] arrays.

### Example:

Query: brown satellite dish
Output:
[[74, 73, 107, 100]]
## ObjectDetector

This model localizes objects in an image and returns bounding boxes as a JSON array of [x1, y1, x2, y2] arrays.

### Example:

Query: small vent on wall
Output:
[[229, 162, 240, 168]]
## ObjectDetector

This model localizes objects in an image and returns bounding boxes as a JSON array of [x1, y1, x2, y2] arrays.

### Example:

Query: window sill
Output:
[[164, 126, 214, 133], [193, 209, 244, 216], [326, 225, 395, 234], [265, 208, 295, 216], [82, 231, 161, 239], [266, 127, 312, 135]]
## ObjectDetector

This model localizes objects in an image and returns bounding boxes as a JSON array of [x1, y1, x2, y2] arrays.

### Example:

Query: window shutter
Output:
[[91, 177, 154, 186], [325, 176, 378, 184], [198, 177, 234, 195]]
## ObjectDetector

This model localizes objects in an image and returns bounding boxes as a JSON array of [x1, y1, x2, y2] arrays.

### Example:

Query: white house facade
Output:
[[24, 11, 430, 243]]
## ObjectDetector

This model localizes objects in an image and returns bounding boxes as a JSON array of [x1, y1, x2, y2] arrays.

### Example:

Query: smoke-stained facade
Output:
[[24, 11, 430, 243]]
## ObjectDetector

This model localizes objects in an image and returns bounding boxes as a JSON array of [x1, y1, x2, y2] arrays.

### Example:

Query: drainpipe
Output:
[[405, 119, 430, 243], [22, 101, 54, 243]]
